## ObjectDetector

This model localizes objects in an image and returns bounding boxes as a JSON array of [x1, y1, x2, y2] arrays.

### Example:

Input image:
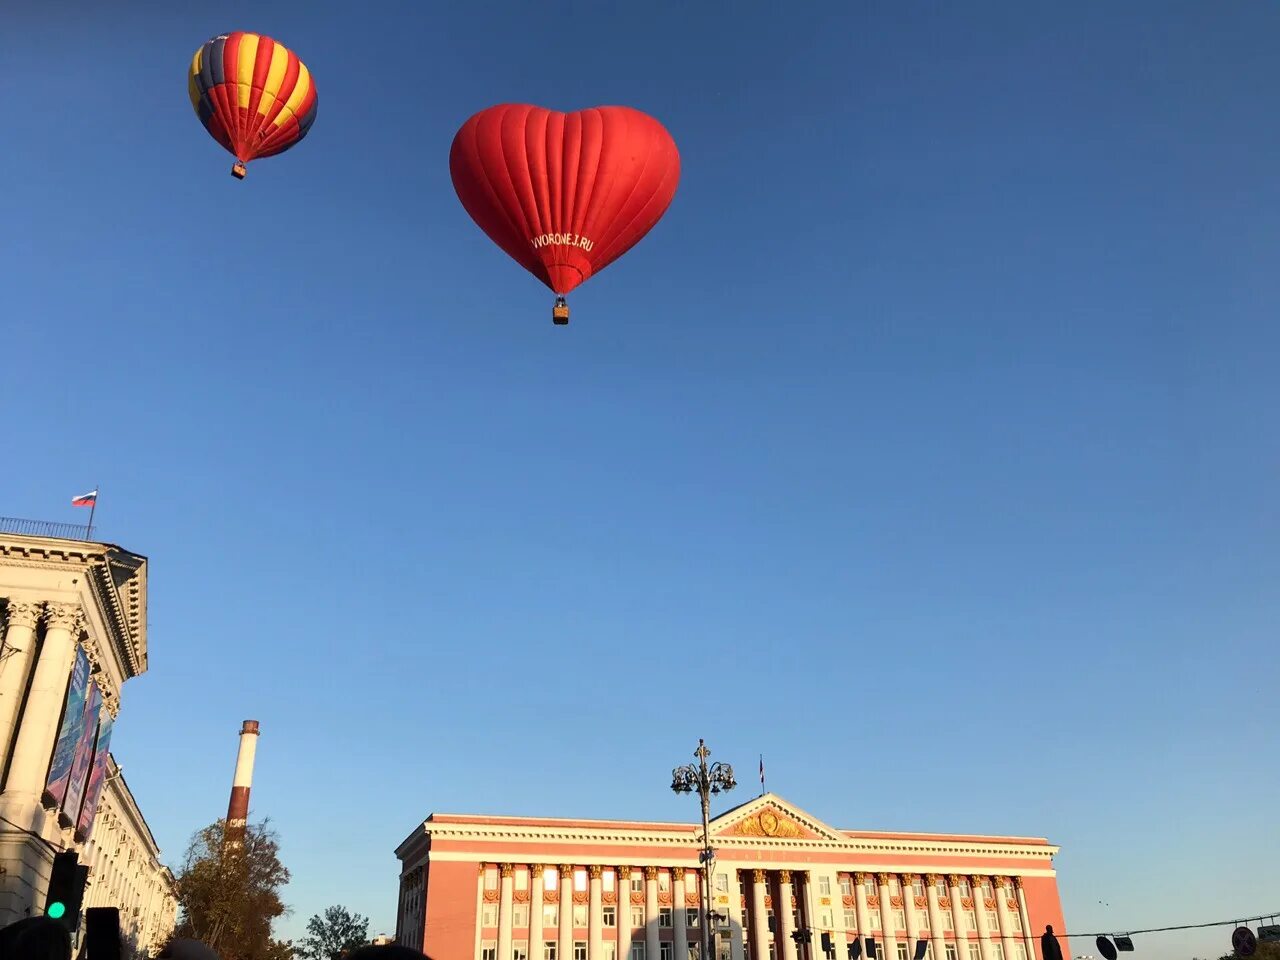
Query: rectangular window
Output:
[[965, 911, 976, 932], [912, 879, 925, 899], [631, 907, 645, 929], [992, 946, 1004, 960], [486, 868, 499, 890], [483, 943, 498, 960], [1010, 913, 1023, 933], [547, 872, 559, 892], [889, 878, 901, 896], [517, 870, 530, 891], [605, 872, 616, 893], [574, 905, 588, 928], [943, 912, 953, 931], [865, 878, 878, 897], [821, 911, 832, 929], [979, 883, 993, 901], [605, 947, 617, 960], [968, 946, 981, 960], [868, 913, 880, 931], [576, 870, 589, 892], [574, 943, 588, 960], [715, 874, 730, 894], [483, 905, 498, 927], [986, 911, 999, 931], [631, 946, 646, 960], [544, 906, 559, 929], [839, 877, 853, 897], [632, 876, 645, 894], [768, 945, 777, 960], [739, 878, 747, 899], [514, 945, 528, 960], [659, 873, 671, 893], [957, 880, 971, 899], [689, 945, 701, 960], [514, 905, 529, 928], [717, 943, 731, 960], [661, 945, 673, 960], [818, 877, 832, 896], [844, 909, 857, 930], [893, 910, 905, 931], [688, 911, 699, 928], [1015, 947, 1027, 960], [603, 906, 617, 928], [660, 908, 673, 928], [896, 945, 907, 960], [945, 948, 957, 960]]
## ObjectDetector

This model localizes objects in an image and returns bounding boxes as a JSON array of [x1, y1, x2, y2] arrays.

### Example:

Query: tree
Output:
[[296, 905, 371, 960], [1219, 945, 1280, 960], [170, 818, 293, 960]]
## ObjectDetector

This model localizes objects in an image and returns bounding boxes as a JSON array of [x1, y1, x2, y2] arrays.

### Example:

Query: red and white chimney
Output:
[[225, 719, 259, 844]]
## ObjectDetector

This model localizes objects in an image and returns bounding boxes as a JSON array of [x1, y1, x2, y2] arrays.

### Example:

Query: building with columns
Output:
[[393, 794, 1065, 960], [0, 524, 175, 947]]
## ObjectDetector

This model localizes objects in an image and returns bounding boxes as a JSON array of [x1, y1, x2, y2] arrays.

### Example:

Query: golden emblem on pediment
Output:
[[732, 807, 803, 838]]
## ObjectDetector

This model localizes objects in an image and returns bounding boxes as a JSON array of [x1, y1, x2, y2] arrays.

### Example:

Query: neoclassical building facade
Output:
[[394, 795, 1065, 960], [0, 526, 175, 946]]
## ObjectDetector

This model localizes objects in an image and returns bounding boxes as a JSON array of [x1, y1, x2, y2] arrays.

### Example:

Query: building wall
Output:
[[395, 797, 1067, 960], [0, 531, 172, 950]]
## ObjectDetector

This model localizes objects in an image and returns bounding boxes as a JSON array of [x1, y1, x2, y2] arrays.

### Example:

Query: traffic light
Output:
[[822, 932, 834, 953], [44, 851, 88, 930]]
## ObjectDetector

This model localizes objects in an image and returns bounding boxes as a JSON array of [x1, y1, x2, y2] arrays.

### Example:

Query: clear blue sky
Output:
[[3, 3, 1278, 956]]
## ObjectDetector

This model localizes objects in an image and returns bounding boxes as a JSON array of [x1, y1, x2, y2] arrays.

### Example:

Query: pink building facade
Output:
[[393, 794, 1066, 960]]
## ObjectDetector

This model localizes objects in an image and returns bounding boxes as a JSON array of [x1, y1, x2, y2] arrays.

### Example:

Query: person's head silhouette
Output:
[[0, 916, 72, 960]]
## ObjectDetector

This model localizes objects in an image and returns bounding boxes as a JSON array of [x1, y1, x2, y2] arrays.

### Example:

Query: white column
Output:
[[646, 867, 660, 960], [3, 603, 82, 820], [0, 600, 42, 761], [723, 869, 745, 960], [778, 871, 798, 960], [876, 875, 896, 960], [617, 868, 633, 960], [751, 870, 769, 960], [500, 864, 515, 960], [531, 866, 546, 960], [560, 866, 575, 960], [925, 876, 945, 960], [994, 879, 1017, 960], [1013, 881, 1035, 960], [853, 874, 870, 954], [826, 872, 847, 951], [903, 876, 920, 956], [674, 868, 689, 960], [947, 877, 967, 960], [970, 878, 993, 960], [591, 866, 605, 960]]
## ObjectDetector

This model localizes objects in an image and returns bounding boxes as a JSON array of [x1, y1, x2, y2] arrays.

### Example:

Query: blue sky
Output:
[[2, 2, 1278, 955]]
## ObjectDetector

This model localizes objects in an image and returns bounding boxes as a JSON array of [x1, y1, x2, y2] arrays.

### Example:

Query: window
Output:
[[957, 880, 971, 899], [487, 868, 499, 890], [603, 906, 617, 928], [819, 877, 832, 896], [605, 947, 616, 960], [632, 946, 646, 960], [483, 943, 498, 960], [820, 911, 832, 929], [544, 906, 559, 929], [514, 904, 530, 928], [986, 911, 999, 932], [518, 870, 530, 891], [659, 873, 671, 893], [965, 911, 976, 932], [1015, 947, 1027, 960], [575, 943, 588, 960], [912, 879, 925, 899], [689, 946, 701, 960], [889, 878, 901, 896], [632, 876, 645, 894], [688, 911, 699, 928], [574, 905, 588, 928], [661, 945, 673, 960], [717, 943, 731, 960], [896, 945, 908, 960], [992, 946, 1004, 960], [739, 877, 747, 899], [917, 913, 929, 933], [865, 877, 878, 897], [945, 948, 957, 960], [942, 911, 953, 931], [576, 870, 589, 892], [715, 874, 729, 894], [839, 877, 853, 897], [768, 945, 777, 960], [979, 882, 993, 901], [605, 872, 616, 893], [967, 946, 980, 960], [893, 910, 906, 931], [660, 908, 673, 928], [868, 912, 880, 931], [1010, 913, 1023, 933], [844, 909, 857, 930], [631, 907, 645, 929], [483, 904, 498, 927], [547, 872, 559, 892], [515, 946, 528, 960]]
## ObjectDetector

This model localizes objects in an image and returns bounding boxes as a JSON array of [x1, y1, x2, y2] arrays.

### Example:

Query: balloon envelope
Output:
[[449, 104, 680, 295], [188, 32, 317, 167]]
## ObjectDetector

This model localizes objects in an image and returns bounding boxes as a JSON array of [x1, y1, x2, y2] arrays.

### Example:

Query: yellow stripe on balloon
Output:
[[257, 41, 290, 116], [274, 62, 311, 126], [188, 70, 201, 111], [236, 33, 260, 109]]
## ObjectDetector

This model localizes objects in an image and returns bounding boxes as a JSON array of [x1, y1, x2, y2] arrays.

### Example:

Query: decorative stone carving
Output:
[[561, 864, 575, 877], [1013, 877, 1024, 891], [515, 891, 530, 903], [658, 892, 672, 906], [574, 892, 588, 904], [479, 863, 489, 875], [752, 869, 767, 883], [890, 897, 903, 909], [645, 867, 659, 881], [876, 874, 891, 886], [685, 893, 698, 907], [790, 896, 797, 908], [501, 863, 514, 877], [531, 864, 546, 878], [925, 875, 941, 888], [603, 892, 616, 905], [866, 896, 879, 909], [984, 899, 996, 910], [546, 890, 560, 904], [938, 897, 951, 910], [779, 870, 792, 883], [673, 867, 685, 880], [589, 865, 603, 879], [853, 873, 867, 885], [993, 877, 1008, 889], [960, 898, 974, 910], [763, 895, 772, 909], [484, 890, 499, 902], [842, 896, 855, 907], [732, 808, 803, 838], [45, 602, 84, 633], [3, 599, 41, 630], [914, 897, 927, 909], [946, 875, 963, 888], [1007, 900, 1018, 911], [631, 893, 644, 905]]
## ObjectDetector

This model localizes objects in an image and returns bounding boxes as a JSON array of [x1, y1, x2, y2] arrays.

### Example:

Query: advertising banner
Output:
[[44, 646, 90, 807], [75, 713, 114, 841], [62, 682, 103, 825]]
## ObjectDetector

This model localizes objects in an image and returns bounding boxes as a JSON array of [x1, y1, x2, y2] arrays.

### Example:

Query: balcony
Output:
[[0, 516, 95, 541]]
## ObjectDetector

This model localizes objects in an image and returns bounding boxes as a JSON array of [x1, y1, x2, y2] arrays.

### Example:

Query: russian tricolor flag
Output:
[[71, 489, 98, 507]]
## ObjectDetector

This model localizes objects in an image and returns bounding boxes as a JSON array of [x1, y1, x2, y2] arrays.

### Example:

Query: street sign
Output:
[[1258, 927, 1280, 944], [1233, 927, 1257, 958]]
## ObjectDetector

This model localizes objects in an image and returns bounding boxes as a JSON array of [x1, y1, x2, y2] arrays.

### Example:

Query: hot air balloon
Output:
[[450, 104, 680, 325], [188, 32, 317, 179]]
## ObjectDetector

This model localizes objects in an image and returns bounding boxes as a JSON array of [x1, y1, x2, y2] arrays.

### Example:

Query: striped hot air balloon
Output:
[[188, 32, 317, 179]]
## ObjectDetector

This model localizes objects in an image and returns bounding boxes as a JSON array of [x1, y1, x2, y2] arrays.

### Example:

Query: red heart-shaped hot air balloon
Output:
[[450, 104, 680, 324]]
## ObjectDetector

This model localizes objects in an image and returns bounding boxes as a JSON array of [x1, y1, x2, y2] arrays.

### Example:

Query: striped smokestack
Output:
[[225, 719, 259, 845]]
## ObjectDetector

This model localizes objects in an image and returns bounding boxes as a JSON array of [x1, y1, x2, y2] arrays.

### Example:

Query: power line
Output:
[[1051, 908, 1279, 939]]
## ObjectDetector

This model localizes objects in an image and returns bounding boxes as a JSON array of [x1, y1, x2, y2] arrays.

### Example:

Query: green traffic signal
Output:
[[47, 901, 67, 919]]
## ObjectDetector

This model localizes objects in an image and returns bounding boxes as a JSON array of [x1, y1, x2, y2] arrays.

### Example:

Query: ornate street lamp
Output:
[[672, 739, 737, 960]]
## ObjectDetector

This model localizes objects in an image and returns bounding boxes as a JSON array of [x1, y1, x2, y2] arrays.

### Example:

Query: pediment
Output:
[[709, 794, 847, 842]]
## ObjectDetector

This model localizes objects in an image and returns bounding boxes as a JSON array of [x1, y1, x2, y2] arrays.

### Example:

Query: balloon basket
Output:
[[552, 297, 569, 325], [231, 162, 247, 180]]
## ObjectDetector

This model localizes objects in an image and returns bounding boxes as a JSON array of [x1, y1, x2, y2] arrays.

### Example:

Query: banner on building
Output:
[[44, 646, 91, 808], [62, 682, 103, 826], [75, 713, 114, 842]]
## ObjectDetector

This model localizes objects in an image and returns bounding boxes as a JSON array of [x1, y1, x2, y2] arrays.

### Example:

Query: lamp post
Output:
[[672, 739, 737, 960]]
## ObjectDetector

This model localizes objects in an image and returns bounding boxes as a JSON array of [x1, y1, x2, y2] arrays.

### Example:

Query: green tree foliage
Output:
[[296, 905, 371, 960], [169, 818, 293, 960]]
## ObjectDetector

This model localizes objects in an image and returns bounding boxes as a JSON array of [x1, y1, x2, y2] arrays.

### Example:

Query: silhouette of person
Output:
[[1041, 926, 1063, 960], [0, 915, 72, 960], [346, 947, 429, 960], [157, 940, 223, 960]]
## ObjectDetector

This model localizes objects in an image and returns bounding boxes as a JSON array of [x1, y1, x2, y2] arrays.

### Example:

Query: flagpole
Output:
[[87, 485, 98, 540]]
